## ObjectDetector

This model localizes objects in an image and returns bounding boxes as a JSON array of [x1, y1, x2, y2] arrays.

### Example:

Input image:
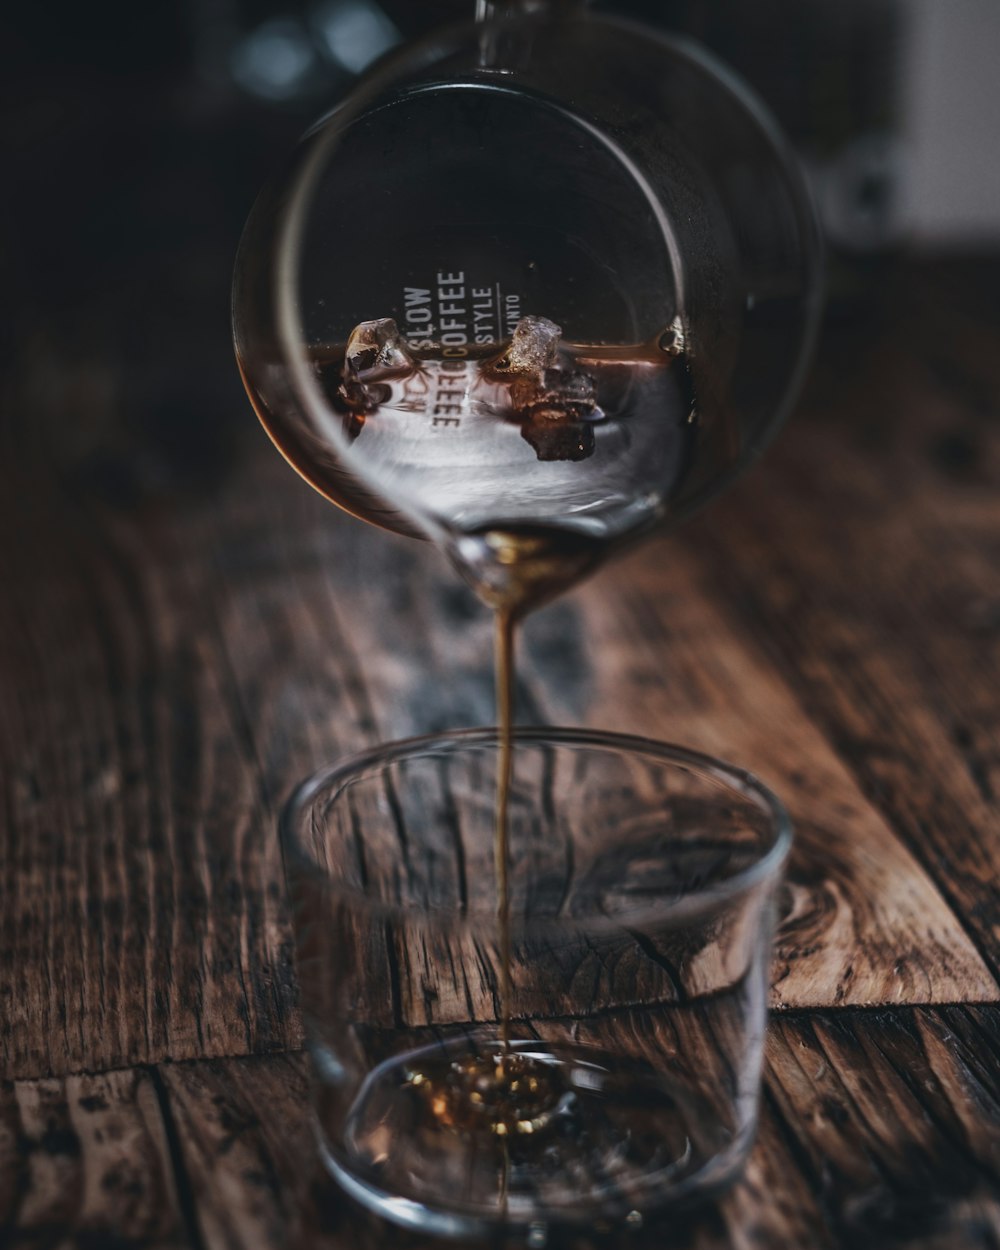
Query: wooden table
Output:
[[2, 258, 999, 1248]]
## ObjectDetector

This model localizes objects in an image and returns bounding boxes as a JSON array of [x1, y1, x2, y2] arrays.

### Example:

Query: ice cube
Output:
[[505, 315, 562, 373], [345, 318, 415, 376]]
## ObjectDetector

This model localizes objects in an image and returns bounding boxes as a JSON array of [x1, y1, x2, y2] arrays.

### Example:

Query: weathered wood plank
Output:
[[767, 1006, 1000, 1249], [688, 267, 1000, 986], [5, 1004, 998, 1249], [0, 402, 577, 1080], [2, 400, 993, 1082], [159, 1053, 312, 1250], [3, 258, 999, 1092], [207, 442, 997, 1012], [572, 540, 996, 1008], [0, 422, 299, 1080], [0, 1066, 186, 1249], [157, 1005, 1000, 1249], [158, 1049, 826, 1250]]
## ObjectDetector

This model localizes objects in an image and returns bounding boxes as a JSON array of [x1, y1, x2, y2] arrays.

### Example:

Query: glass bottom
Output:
[[314, 1036, 753, 1241]]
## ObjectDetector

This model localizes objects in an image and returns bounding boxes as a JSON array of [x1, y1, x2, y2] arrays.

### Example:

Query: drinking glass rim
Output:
[[281, 726, 793, 924]]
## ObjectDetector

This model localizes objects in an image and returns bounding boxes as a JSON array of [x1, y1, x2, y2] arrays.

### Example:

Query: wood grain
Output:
[[692, 284, 1000, 986], [766, 1007, 1000, 1249], [576, 542, 997, 1008], [7, 1003, 992, 1249], [0, 422, 299, 1079], [156, 1048, 823, 1250], [159, 1053, 313, 1250], [6, 268, 998, 1076], [0, 1067, 185, 1248], [2, 257, 1000, 1245]]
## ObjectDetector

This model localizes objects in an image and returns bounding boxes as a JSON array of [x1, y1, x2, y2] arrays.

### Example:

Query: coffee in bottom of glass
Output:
[[283, 728, 791, 1240]]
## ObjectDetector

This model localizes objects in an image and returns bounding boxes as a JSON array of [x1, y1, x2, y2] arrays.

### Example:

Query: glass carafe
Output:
[[233, 4, 822, 602]]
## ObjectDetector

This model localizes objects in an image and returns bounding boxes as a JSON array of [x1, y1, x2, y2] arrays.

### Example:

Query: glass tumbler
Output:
[[283, 728, 792, 1241]]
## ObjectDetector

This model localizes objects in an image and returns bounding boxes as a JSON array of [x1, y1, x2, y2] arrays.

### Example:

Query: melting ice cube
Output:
[[345, 318, 415, 376], [339, 317, 416, 420], [504, 315, 562, 373]]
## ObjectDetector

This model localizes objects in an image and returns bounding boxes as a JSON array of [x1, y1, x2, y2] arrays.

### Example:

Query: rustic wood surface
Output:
[[2, 255, 1000, 1248]]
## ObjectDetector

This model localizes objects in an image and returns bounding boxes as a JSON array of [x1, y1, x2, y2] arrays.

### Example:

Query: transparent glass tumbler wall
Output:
[[284, 729, 792, 1239]]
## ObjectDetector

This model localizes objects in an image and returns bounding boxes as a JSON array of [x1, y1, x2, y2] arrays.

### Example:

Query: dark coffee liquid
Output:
[[240, 336, 693, 608]]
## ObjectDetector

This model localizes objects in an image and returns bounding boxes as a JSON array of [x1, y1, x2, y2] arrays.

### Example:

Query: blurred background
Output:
[[2, 0, 998, 505]]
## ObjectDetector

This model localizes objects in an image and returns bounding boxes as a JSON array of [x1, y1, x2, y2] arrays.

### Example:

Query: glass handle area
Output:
[[475, 0, 587, 20], [475, 0, 587, 70]]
